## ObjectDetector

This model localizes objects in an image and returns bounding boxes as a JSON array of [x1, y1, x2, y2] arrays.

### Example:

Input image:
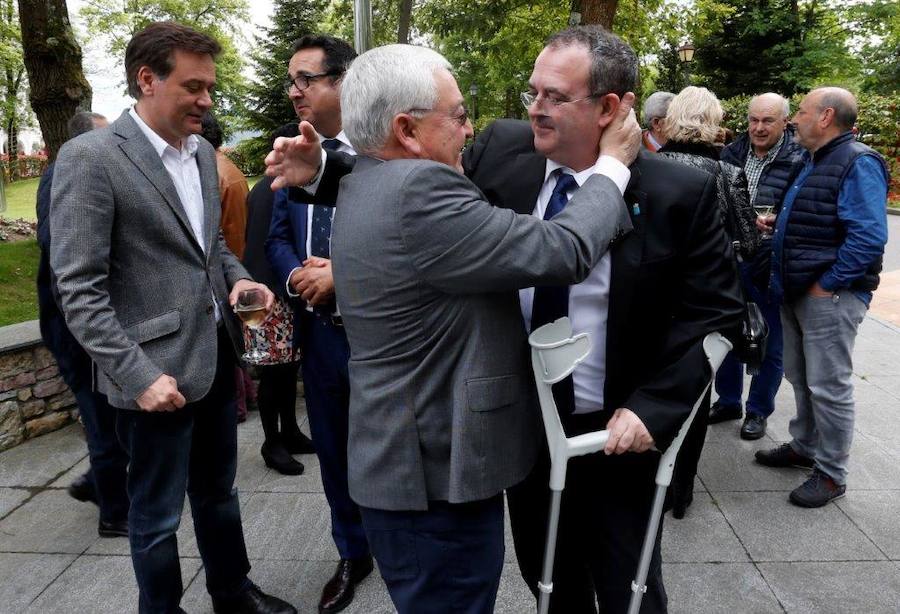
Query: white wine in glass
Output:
[[235, 289, 268, 363]]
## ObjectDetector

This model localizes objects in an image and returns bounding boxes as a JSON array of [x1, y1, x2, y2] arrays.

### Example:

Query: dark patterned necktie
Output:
[[531, 171, 578, 415], [308, 139, 342, 259]]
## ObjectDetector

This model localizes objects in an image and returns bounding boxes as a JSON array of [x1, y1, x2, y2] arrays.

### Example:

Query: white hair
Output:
[[748, 93, 790, 120], [642, 91, 675, 127], [341, 44, 452, 156]]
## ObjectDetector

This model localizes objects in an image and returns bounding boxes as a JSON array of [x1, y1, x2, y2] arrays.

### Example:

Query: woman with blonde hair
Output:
[[658, 86, 759, 518]]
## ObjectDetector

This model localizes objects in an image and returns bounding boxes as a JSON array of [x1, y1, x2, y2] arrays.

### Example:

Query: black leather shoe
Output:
[[98, 518, 129, 538], [708, 401, 742, 424], [671, 490, 694, 519], [67, 472, 97, 505], [755, 443, 814, 469], [319, 556, 374, 613], [282, 429, 316, 455], [789, 468, 846, 508], [261, 441, 304, 476], [740, 414, 767, 440], [213, 582, 296, 614]]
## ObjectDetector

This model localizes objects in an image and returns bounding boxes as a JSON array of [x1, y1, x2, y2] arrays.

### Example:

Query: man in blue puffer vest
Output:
[[712, 93, 804, 441], [755, 87, 889, 508]]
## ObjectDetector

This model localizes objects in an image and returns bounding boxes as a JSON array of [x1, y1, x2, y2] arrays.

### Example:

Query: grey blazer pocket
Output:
[[123, 310, 182, 344], [466, 374, 520, 412]]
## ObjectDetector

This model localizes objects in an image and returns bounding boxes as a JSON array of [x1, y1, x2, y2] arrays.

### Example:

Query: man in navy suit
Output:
[[264, 34, 372, 614]]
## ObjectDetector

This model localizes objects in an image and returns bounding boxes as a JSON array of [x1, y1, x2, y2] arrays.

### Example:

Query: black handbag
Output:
[[731, 241, 770, 375]]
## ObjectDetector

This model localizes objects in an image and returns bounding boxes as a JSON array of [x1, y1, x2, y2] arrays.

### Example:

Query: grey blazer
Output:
[[331, 157, 631, 511], [49, 110, 250, 409]]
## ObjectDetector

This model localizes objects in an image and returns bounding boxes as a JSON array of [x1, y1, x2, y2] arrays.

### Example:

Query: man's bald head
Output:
[[810, 87, 857, 131], [747, 92, 789, 156], [792, 87, 858, 153]]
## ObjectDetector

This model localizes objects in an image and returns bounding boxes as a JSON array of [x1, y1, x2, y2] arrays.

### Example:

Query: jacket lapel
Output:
[[114, 111, 204, 256], [505, 152, 547, 214], [196, 146, 220, 259]]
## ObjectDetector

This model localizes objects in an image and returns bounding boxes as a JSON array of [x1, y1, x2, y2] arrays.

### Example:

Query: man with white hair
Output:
[[641, 90, 674, 151], [268, 43, 640, 613], [713, 93, 804, 440]]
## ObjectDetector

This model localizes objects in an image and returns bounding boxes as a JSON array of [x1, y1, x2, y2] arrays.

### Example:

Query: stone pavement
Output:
[[2, 216, 899, 614]]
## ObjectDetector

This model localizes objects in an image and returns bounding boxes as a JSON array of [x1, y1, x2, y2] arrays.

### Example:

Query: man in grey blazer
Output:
[[267, 44, 639, 613], [50, 22, 293, 614]]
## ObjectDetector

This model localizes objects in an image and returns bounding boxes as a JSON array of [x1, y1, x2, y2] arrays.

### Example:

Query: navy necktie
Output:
[[531, 171, 578, 415], [309, 139, 342, 259]]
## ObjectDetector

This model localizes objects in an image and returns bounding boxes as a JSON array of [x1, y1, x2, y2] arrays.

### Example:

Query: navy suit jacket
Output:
[[265, 187, 310, 301]]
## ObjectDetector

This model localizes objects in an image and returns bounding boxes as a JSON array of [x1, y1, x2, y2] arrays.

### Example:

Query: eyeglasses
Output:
[[283, 70, 342, 95], [520, 90, 600, 110], [407, 106, 471, 126]]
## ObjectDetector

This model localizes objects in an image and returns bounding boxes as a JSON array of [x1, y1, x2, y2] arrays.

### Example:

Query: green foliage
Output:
[[0, 0, 31, 163], [418, 0, 569, 122], [690, 0, 856, 99], [245, 0, 328, 136], [225, 137, 270, 176], [841, 0, 900, 95], [78, 0, 251, 133], [0, 239, 39, 326]]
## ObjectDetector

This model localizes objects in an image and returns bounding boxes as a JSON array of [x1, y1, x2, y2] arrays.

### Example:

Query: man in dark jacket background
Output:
[[755, 87, 889, 508], [36, 111, 130, 538], [712, 93, 804, 440]]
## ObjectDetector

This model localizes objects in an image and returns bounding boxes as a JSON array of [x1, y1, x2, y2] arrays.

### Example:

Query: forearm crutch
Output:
[[528, 318, 732, 614], [626, 332, 731, 614]]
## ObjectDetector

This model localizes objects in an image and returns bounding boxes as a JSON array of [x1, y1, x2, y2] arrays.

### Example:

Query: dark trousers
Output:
[[116, 328, 251, 614], [507, 412, 667, 614], [256, 361, 301, 443], [360, 496, 505, 614], [40, 311, 129, 522], [298, 312, 369, 559], [715, 262, 784, 417]]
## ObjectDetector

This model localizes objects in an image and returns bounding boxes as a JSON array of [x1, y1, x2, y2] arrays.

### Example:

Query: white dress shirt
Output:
[[519, 155, 630, 414], [286, 130, 355, 316], [129, 107, 220, 321]]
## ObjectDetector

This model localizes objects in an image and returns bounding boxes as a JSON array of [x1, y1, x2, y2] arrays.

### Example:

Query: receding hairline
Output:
[[748, 93, 789, 119]]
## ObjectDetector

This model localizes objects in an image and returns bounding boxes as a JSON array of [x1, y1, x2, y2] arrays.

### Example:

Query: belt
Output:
[[312, 308, 343, 328]]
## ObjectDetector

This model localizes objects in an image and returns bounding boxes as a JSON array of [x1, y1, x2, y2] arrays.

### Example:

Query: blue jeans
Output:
[[360, 496, 505, 614], [116, 330, 250, 614], [715, 263, 784, 418], [782, 291, 867, 484]]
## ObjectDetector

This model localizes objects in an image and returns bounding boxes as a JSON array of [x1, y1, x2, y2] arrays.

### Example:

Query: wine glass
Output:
[[234, 289, 268, 364]]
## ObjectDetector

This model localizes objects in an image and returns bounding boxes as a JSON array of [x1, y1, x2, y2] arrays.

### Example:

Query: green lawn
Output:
[[0, 239, 40, 326], [2, 177, 40, 221], [247, 175, 263, 189]]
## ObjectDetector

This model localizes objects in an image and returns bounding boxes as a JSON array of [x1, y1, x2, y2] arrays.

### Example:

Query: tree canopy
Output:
[[79, 0, 250, 131]]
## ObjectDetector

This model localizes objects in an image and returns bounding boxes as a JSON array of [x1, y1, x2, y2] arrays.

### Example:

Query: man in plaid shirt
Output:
[[714, 93, 804, 440]]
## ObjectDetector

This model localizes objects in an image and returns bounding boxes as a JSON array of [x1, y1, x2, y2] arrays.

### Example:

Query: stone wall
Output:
[[0, 321, 78, 451]]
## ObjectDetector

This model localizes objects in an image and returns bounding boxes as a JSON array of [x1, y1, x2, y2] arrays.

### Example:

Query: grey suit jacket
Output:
[[331, 157, 631, 511], [50, 110, 250, 409]]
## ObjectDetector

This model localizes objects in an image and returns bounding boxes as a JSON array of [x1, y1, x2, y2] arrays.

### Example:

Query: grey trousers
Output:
[[781, 291, 867, 484]]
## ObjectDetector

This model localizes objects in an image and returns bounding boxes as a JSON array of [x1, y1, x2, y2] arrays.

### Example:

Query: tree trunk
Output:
[[6, 117, 18, 179], [572, 0, 618, 30], [397, 0, 413, 44], [17, 0, 92, 161]]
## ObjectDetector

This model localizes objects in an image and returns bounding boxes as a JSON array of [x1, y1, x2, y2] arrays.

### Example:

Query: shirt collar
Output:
[[129, 106, 199, 159], [544, 153, 605, 188]]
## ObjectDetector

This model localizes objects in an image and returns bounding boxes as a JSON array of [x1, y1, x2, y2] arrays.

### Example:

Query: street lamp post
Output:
[[677, 43, 695, 88], [469, 83, 479, 133]]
